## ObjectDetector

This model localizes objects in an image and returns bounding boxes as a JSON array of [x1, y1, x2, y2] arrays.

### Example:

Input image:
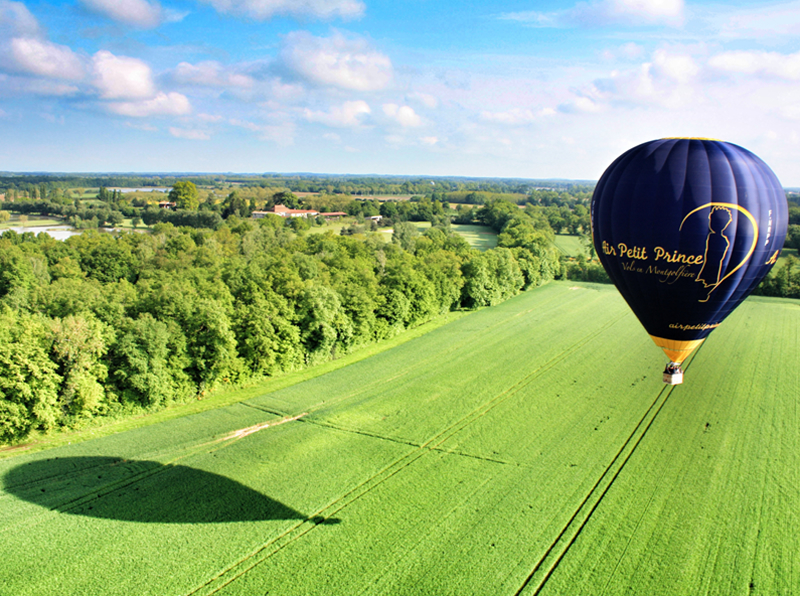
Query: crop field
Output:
[[450, 224, 498, 250], [0, 282, 797, 595], [554, 234, 586, 257]]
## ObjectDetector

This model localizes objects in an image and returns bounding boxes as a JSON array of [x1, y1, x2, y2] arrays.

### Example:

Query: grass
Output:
[[0, 214, 67, 228], [773, 247, 798, 268], [450, 224, 498, 251], [0, 283, 797, 595], [554, 234, 587, 257]]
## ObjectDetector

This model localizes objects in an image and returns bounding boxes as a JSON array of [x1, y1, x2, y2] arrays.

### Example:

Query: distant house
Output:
[[267, 204, 319, 218], [320, 212, 347, 220], [158, 201, 176, 209], [367, 215, 383, 222]]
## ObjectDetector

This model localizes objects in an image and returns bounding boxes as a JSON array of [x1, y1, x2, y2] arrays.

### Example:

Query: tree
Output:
[[50, 314, 110, 419], [0, 309, 61, 443], [168, 181, 199, 210], [271, 190, 299, 209], [392, 221, 418, 251]]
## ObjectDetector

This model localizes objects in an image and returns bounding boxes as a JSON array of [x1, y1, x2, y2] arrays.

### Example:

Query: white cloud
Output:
[[229, 117, 296, 144], [172, 61, 254, 88], [198, 113, 224, 123], [200, 0, 365, 21], [708, 50, 800, 81], [715, 1, 800, 40], [125, 121, 158, 131], [480, 107, 555, 125], [420, 136, 438, 146], [107, 92, 191, 117], [601, 42, 644, 61], [382, 103, 422, 127], [8, 37, 85, 80], [559, 96, 603, 114], [79, 0, 166, 28], [593, 48, 700, 109], [500, 0, 684, 27], [407, 91, 438, 109], [169, 126, 210, 140], [651, 48, 698, 83], [0, 1, 41, 37], [92, 50, 155, 99], [2, 76, 80, 96], [280, 31, 392, 91], [304, 99, 370, 127], [600, 0, 684, 24]]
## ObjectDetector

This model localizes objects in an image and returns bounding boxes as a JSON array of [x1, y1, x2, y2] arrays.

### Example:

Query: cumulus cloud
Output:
[[0, 1, 41, 37], [200, 0, 365, 21], [172, 61, 254, 88], [593, 48, 700, 109], [169, 126, 210, 140], [280, 31, 392, 91], [382, 103, 422, 127], [92, 50, 155, 99], [708, 50, 800, 81], [303, 99, 370, 127], [79, 0, 169, 28], [106, 91, 191, 117], [500, 0, 684, 27], [7, 38, 85, 80]]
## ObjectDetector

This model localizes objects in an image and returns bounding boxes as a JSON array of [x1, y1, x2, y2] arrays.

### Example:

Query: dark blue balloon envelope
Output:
[[592, 138, 788, 365]]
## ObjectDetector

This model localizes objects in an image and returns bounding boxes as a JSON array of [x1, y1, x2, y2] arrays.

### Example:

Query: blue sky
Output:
[[1, 1, 800, 184]]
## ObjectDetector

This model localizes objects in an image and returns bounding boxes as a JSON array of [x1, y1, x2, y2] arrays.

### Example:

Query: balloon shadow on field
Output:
[[3, 456, 340, 525]]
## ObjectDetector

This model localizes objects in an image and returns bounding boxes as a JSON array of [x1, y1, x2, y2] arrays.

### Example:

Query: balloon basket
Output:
[[663, 364, 683, 385]]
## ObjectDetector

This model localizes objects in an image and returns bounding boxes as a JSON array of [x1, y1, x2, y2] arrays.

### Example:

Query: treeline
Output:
[[1, 172, 596, 198], [0, 207, 563, 444]]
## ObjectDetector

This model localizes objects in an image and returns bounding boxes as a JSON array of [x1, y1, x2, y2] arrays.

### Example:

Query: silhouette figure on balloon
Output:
[[695, 206, 732, 301]]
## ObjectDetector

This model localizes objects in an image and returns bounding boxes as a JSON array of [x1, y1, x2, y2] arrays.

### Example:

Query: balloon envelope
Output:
[[592, 138, 788, 364]]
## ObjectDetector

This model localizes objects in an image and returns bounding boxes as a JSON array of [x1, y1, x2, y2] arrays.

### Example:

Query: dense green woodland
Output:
[[1, 176, 798, 445]]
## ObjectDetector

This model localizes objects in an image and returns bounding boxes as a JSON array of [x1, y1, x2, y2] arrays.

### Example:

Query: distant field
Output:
[[774, 247, 799, 268], [1, 283, 796, 595], [0, 214, 64, 228], [554, 234, 586, 257], [308, 221, 497, 250], [450, 223, 497, 250]]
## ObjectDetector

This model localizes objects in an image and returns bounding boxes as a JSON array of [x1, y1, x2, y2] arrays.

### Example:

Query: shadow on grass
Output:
[[4, 456, 340, 525]]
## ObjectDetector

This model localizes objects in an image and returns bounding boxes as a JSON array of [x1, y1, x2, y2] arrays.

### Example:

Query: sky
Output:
[[1, 0, 800, 184]]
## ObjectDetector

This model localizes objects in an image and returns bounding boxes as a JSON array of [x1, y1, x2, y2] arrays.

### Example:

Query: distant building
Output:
[[158, 201, 176, 209], [367, 215, 383, 222], [267, 204, 319, 218], [320, 212, 347, 220]]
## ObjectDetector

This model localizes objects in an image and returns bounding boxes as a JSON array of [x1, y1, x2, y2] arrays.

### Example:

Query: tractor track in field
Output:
[[189, 310, 628, 596], [515, 346, 704, 596]]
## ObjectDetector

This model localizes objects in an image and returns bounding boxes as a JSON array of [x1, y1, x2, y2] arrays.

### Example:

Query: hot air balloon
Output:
[[592, 138, 788, 384]]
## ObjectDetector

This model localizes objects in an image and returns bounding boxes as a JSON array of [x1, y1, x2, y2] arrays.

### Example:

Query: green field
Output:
[[554, 234, 587, 257], [0, 283, 797, 595], [451, 223, 498, 251]]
